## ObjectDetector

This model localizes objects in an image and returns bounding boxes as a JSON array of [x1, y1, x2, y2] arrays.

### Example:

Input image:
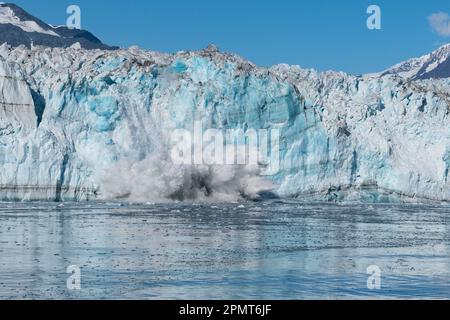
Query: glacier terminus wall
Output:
[[0, 44, 449, 202]]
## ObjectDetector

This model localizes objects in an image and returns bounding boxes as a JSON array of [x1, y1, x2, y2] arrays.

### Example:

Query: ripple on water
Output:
[[0, 201, 449, 299]]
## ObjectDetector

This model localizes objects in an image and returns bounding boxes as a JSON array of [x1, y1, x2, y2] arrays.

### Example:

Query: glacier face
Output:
[[0, 44, 449, 202]]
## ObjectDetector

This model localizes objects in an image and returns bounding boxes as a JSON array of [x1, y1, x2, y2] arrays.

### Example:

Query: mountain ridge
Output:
[[378, 43, 450, 80], [2, 3, 450, 79], [0, 2, 117, 50]]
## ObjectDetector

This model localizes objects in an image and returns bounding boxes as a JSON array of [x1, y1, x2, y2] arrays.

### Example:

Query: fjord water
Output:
[[0, 201, 449, 299]]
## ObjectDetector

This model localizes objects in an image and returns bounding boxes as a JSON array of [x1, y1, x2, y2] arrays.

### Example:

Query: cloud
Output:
[[428, 12, 450, 37]]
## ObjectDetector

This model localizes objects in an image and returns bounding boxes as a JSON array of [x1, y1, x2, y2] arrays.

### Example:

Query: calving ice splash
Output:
[[170, 120, 280, 175]]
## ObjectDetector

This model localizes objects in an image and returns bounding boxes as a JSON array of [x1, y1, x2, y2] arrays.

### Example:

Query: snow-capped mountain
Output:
[[0, 3, 116, 50], [380, 43, 450, 80]]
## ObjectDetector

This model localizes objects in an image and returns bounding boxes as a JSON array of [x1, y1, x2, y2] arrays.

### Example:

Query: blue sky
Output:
[[11, 0, 450, 74]]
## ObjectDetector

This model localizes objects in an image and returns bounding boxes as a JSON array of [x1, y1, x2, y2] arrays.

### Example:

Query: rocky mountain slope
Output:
[[380, 44, 450, 80], [0, 3, 116, 50]]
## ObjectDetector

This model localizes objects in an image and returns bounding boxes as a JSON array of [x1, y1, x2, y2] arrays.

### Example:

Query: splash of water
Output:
[[99, 153, 274, 203]]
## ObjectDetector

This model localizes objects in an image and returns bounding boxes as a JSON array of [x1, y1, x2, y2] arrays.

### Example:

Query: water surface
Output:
[[0, 201, 449, 299]]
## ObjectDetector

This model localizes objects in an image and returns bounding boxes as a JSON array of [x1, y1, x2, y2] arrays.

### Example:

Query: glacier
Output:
[[0, 43, 449, 202]]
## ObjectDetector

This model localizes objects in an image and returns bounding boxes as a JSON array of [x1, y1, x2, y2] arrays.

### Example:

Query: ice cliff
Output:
[[0, 43, 449, 202]]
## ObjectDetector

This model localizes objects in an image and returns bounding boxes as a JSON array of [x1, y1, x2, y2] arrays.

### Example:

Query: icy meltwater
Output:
[[0, 201, 449, 300]]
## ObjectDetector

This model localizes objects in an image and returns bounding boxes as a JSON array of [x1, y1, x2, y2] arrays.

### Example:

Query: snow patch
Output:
[[0, 6, 59, 37]]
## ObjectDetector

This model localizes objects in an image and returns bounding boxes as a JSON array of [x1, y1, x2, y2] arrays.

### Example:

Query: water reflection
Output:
[[0, 201, 449, 299]]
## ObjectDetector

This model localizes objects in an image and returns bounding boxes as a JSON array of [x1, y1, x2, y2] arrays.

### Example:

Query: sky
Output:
[[10, 0, 450, 74]]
